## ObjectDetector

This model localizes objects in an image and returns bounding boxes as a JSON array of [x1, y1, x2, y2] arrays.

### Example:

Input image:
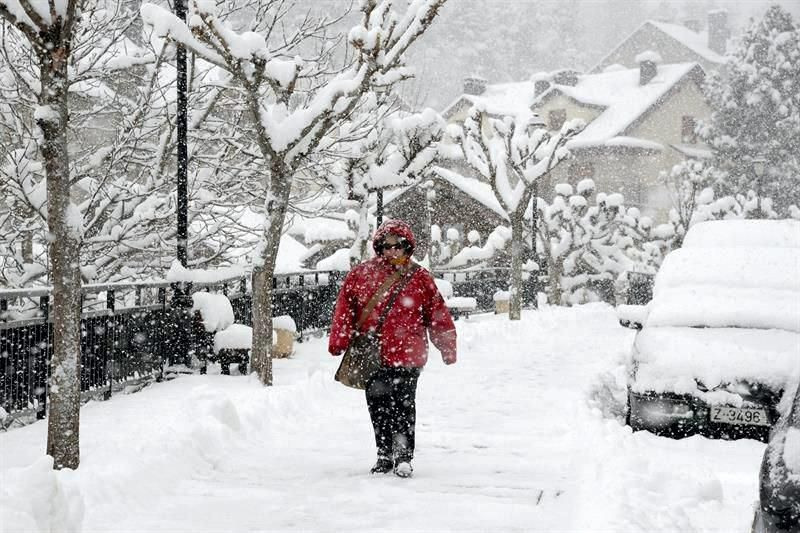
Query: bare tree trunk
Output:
[[21, 234, 33, 263], [39, 43, 82, 470], [509, 211, 525, 321], [251, 162, 292, 385], [251, 266, 273, 385], [548, 259, 564, 305], [350, 201, 370, 267]]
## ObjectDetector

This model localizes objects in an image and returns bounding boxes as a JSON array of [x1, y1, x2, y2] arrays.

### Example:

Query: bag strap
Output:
[[354, 270, 402, 331], [372, 264, 420, 335]]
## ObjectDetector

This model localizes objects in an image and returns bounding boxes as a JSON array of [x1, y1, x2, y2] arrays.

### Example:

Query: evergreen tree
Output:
[[701, 5, 800, 213]]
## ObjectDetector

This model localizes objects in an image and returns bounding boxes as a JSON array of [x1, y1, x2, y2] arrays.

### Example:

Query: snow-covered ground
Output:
[[1, 304, 765, 532]]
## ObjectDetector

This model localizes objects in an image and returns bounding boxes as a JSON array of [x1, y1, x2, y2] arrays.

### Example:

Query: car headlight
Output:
[[639, 398, 694, 425]]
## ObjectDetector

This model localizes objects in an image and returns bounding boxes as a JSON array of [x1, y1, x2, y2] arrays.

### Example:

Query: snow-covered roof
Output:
[[670, 143, 712, 159], [444, 62, 703, 152], [589, 20, 727, 74], [648, 20, 727, 64], [541, 62, 702, 149], [430, 166, 509, 221], [441, 81, 540, 121]]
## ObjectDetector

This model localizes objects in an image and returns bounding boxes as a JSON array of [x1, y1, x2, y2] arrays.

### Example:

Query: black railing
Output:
[[0, 271, 345, 422], [434, 267, 545, 311], [0, 267, 515, 422]]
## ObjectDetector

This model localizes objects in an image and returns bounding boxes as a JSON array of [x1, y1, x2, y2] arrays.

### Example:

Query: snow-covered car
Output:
[[752, 379, 800, 532], [624, 220, 800, 441]]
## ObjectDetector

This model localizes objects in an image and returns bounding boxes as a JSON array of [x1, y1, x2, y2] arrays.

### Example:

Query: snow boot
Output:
[[370, 456, 393, 474], [394, 461, 413, 478]]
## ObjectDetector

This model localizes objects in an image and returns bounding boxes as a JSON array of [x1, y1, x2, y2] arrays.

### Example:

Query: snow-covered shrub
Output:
[[447, 226, 511, 269], [533, 181, 670, 306]]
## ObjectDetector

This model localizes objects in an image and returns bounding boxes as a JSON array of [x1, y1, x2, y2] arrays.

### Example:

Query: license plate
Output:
[[710, 406, 770, 427]]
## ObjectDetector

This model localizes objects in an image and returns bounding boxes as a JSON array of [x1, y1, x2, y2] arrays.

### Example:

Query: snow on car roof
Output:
[[654, 247, 800, 293], [682, 220, 800, 249], [647, 247, 800, 331]]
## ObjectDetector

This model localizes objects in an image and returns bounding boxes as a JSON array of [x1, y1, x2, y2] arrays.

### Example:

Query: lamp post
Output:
[[172, 0, 192, 367], [375, 189, 384, 227], [175, 0, 188, 267], [752, 156, 766, 218]]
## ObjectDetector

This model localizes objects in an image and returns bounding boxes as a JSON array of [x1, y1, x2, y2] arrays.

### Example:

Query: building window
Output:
[[568, 162, 595, 182], [549, 109, 567, 131], [681, 115, 697, 143]]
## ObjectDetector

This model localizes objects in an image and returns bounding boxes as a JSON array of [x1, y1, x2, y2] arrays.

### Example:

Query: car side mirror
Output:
[[617, 304, 649, 330]]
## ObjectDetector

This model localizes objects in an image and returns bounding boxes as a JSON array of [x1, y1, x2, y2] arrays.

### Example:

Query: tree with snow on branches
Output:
[[453, 104, 584, 320], [140, 0, 447, 385]]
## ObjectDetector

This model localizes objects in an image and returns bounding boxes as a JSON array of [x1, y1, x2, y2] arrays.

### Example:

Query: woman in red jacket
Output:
[[329, 219, 457, 478]]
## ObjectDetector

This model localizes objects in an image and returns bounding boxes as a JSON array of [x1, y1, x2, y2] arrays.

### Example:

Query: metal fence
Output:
[[0, 271, 344, 422], [0, 267, 515, 422], [435, 267, 544, 311]]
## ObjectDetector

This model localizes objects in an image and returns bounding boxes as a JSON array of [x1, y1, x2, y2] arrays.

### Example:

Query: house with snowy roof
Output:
[[437, 54, 711, 221], [532, 57, 710, 218], [384, 166, 507, 262], [589, 10, 730, 75]]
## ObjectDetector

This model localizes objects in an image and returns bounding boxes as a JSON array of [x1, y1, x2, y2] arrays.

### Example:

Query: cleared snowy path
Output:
[[1, 305, 765, 532]]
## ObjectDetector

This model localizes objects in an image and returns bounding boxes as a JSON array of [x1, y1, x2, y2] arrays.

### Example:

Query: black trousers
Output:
[[365, 366, 421, 462]]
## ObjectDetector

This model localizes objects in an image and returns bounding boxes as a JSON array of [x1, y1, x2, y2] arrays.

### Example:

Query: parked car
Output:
[[623, 220, 800, 441], [752, 380, 800, 532]]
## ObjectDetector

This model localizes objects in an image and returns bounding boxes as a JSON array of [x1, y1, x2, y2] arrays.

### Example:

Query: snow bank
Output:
[[192, 292, 235, 332], [653, 247, 799, 293], [213, 324, 253, 353], [434, 279, 453, 299], [493, 290, 510, 302], [0, 305, 766, 531], [166, 260, 246, 283], [682, 219, 800, 249], [315, 248, 351, 271], [273, 315, 297, 333], [0, 456, 84, 533], [631, 327, 800, 396]]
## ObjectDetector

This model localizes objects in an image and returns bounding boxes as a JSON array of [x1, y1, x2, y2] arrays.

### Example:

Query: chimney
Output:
[[635, 51, 662, 85], [552, 69, 580, 87], [639, 61, 657, 85], [534, 79, 551, 97], [463, 76, 487, 96], [707, 10, 729, 55]]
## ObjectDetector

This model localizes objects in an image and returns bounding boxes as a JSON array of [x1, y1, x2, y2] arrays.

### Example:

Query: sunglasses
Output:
[[382, 242, 406, 251]]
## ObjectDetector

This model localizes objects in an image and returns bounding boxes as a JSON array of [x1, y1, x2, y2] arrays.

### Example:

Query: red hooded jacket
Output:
[[328, 220, 457, 367]]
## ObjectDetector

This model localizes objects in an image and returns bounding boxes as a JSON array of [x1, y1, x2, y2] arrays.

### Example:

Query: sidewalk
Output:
[[0, 305, 763, 532]]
